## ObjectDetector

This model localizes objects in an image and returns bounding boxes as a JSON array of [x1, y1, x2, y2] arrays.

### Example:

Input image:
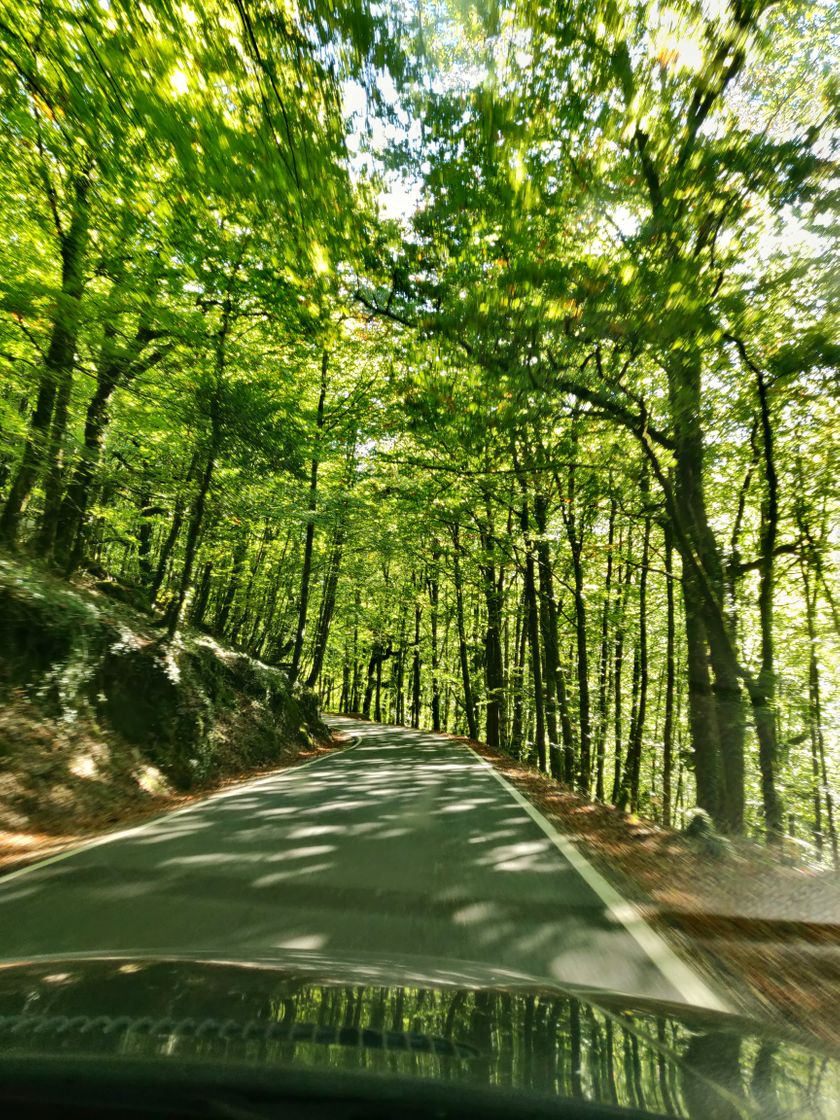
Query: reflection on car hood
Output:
[[0, 953, 837, 1119]]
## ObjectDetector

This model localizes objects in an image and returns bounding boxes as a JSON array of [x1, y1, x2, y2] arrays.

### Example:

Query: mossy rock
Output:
[[95, 641, 210, 791], [0, 582, 98, 696]]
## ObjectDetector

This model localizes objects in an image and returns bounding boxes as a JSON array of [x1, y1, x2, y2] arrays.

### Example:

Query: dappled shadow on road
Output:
[[0, 719, 688, 1004]]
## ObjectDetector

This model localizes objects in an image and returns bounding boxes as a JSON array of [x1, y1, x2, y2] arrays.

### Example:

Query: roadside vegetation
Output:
[[0, 0, 838, 862]]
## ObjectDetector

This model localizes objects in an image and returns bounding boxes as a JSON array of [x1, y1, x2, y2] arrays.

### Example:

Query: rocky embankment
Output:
[[0, 557, 328, 863]]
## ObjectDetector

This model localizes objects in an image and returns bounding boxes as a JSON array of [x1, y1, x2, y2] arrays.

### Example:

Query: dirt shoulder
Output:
[[462, 736, 840, 1052]]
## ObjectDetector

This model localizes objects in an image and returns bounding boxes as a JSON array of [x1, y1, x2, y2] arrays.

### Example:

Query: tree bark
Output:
[[595, 498, 617, 799], [0, 174, 90, 547], [55, 302, 163, 572], [666, 347, 745, 832], [451, 523, 479, 739], [611, 530, 633, 804], [290, 349, 328, 681], [682, 572, 724, 824], [743, 366, 783, 840], [411, 592, 422, 728], [479, 514, 506, 750], [662, 522, 676, 828], [618, 506, 650, 812], [305, 522, 345, 688], [559, 450, 592, 793], [534, 493, 568, 780], [519, 493, 547, 771], [428, 544, 442, 731]]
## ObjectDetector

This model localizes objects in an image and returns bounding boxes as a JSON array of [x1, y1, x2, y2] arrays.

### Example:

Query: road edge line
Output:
[[0, 736, 362, 886], [464, 744, 732, 1015]]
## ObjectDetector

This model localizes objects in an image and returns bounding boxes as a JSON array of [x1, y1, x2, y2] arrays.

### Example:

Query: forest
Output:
[[0, 0, 837, 855]]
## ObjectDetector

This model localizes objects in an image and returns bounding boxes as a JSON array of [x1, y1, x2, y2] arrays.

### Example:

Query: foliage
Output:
[[0, 0, 837, 856]]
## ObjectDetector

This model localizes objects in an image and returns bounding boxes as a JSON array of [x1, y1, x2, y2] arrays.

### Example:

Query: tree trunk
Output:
[[411, 595, 422, 728], [682, 572, 724, 824], [428, 545, 441, 731], [55, 308, 163, 573], [520, 495, 547, 771], [214, 530, 248, 635], [305, 522, 345, 688], [800, 549, 838, 866], [560, 450, 592, 793], [510, 590, 527, 756], [667, 347, 746, 832], [534, 493, 567, 780], [662, 522, 676, 828], [0, 174, 90, 547], [744, 367, 783, 840], [290, 349, 328, 681], [480, 518, 506, 750], [451, 523, 478, 740], [190, 560, 214, 626], [166, 420, 218, 638], [166, 306, 231, 637], [611, 530, 633, 804], [595, 498, 617, 799], [618, 507, 650, 812]]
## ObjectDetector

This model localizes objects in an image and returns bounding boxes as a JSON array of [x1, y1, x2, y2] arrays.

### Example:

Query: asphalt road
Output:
[[0, 717, 725, 1008]]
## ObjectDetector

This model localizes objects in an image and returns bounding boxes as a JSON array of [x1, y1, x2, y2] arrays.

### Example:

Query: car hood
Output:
[[0, 953, 837, 1119]]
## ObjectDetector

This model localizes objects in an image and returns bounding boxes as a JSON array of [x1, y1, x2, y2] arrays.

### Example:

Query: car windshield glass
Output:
[[0, 2, 838, 1119]]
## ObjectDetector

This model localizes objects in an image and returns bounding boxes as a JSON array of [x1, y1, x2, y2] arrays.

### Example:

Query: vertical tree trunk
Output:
[[305, 523, 345, 688], [519, 494, 547, 771], [800, 556, 838, 867], [682, 574, 724, 823], [560, 448, 592, 793], [290, 350, 328, 681], [411, 595, 422, 729], [1, 174, 90, 547], [214, 530, 248, 634], [510, 589, 528, 756], [166, 413, 219, 638], [362, 644, 379, 718], [667, 347, 746, 832], [480, 517, 507, 750], [611, 531, 633, 803], [744, 365, 783, 840], [393, 602, 407, 724], [595, 498, 617, 799], [662, 522, 676, 828], [534, 493, 567, 780], [190, 560, 214, 627], [618, 506, 650, 812], [166, 293, 233, 637], [55, 304, 162, 572], [231, 524, 272, 644], [428, 545, 441, 731], [451, 523, 478, 740]]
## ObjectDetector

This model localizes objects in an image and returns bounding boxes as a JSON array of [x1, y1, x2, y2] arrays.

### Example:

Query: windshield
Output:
[[0, 1, 838, 1118]]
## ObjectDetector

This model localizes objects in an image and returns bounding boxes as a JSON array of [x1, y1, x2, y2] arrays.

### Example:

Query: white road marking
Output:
[[464, 745, 732, 1014], [0, 737, 361, 886]]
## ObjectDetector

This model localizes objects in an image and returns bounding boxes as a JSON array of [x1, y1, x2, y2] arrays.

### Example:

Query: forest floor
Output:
[[464, 735, 840, 1052]]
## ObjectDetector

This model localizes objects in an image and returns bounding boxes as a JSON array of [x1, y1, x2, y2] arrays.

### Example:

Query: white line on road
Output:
[[465, 745, 732, 1015], [0, 737, 361, 887]]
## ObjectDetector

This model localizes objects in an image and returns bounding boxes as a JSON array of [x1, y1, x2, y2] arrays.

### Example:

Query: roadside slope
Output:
[[0, 557, 329, 868]]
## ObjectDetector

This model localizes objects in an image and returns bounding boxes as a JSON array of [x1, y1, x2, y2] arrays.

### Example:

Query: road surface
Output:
[[0, 717, 725, 1008]]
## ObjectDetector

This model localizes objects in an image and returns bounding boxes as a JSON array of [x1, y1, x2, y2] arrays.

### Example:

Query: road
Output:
[[0, 717, 725, 1009]]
